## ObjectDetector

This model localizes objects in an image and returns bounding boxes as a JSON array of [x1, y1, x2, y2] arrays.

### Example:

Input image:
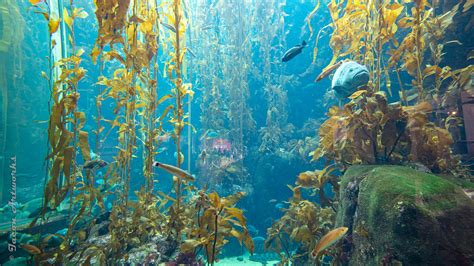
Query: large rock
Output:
[[336, 165, 474, 265]]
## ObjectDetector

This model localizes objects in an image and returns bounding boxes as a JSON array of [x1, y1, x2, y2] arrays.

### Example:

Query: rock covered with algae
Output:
[[336, 165, 474, 265]]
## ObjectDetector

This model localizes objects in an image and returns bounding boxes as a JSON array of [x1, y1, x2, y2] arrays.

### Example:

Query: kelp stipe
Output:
[[26, 0, 96, 262]]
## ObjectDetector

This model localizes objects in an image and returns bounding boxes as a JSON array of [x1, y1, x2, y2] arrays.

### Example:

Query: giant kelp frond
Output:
[[266, 195, 335, 263], [311, 90, 461, 173], [307, 0, 470, 175], [180, 190, 254, 265]]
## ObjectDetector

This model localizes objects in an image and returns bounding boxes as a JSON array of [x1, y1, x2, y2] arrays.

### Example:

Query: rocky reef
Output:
[[336, 165, 474, 265]]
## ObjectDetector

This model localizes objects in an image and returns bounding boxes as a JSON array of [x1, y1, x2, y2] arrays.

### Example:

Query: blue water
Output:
[[0, 0, 473, 265]]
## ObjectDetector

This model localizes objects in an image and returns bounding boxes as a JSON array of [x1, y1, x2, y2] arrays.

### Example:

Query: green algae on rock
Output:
[[336, 165, 474, 265]]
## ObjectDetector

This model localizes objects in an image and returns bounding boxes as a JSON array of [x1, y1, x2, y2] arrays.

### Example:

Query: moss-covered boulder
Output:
[[336, 165, 474, 265]]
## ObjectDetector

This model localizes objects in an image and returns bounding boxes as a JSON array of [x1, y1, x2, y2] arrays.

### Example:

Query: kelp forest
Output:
[[0, 0, 473, 265]]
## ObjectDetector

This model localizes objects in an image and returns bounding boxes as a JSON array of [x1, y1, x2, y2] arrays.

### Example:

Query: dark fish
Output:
[[186, 47, 197, 58], [199, 149, 207, 163], [282, 41, 307, 62], [83, 158, 108, 170], [161, 22, 176, 33], [463, 99, 474, 105]]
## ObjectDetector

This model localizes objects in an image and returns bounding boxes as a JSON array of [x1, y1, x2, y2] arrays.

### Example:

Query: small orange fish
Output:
[[311, 227, 348, 258], [315, 61, 343, 82], [20, 243, 42, 255]]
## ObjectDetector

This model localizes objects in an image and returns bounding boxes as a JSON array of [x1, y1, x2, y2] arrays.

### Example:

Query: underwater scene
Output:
[[1, 0, 474, 265]]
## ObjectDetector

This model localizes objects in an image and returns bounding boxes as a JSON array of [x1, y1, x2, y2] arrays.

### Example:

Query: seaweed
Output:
[[175, 190, 253, 264], [254, 1, 290, 154], [25, 2, 100, 264], [265, 185, 335, 264], [192, 1, 256, 192], [311, 90, 462, 172], [310, 0, 472, 174], [24, 1, 256, 264]]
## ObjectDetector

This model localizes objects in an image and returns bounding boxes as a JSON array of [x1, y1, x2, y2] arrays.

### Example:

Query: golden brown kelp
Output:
[[309, 0, 471, 172], [170, 0, 185, 216], [265, 185, 335, 264], [318, 0, 403, 94], [311, 90, 461, 172], [180, 190, 254, 265], [138, 5, 160, 194], [93, 0, 149, 208], [92, 0, 168, 257], [157, 0, 196, 238], [26, 2, 99, 263], [91, 0, 130, 60], [126, 0, 161, 197]]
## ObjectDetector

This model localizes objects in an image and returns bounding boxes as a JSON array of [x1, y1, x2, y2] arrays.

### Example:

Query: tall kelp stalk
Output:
[[27, 1, 98, 261], [217, 0, 255, 187], [171, 0, 184, 217], [92, 0, 131, 210], [194, 0, 226, 133], [140, 7, 160, 195], [122, 0, 138, 207], [184, 0, 193, 173], [254, 0, 289, 154], [161, 0, 194, 236], [92, 0, 169, 256]]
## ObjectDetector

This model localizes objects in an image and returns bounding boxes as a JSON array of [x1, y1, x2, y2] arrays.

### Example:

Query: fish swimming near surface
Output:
[[330, 61, 370, 98], [153, 161, 195, 182], [83, 158, 108, 171], [311, 227, 348, 259], [282, 41, 307, 62]]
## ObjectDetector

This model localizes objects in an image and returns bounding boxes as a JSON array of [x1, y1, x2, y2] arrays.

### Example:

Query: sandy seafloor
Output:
[[215, 253, 280, 265]]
